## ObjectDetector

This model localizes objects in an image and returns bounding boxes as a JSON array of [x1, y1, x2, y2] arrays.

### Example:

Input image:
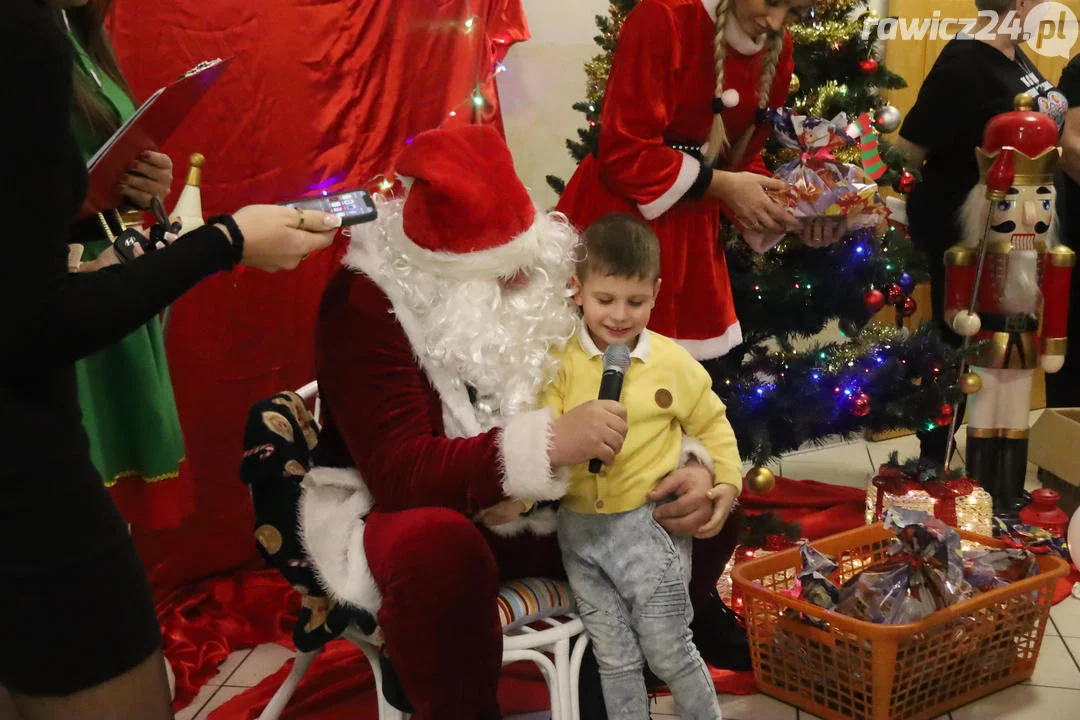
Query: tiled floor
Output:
[[178, 413, 1080, 720]]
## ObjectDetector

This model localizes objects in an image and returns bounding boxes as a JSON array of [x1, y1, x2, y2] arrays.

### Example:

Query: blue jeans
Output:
[[557, 504, 722, 719]]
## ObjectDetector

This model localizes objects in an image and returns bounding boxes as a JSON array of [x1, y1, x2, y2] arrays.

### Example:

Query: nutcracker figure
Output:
[[946, 94, 1075, 513]]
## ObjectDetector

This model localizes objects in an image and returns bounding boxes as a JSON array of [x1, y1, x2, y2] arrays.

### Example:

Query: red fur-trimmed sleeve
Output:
[[315, 270, 566, 515], [595, 1, 702, 220]]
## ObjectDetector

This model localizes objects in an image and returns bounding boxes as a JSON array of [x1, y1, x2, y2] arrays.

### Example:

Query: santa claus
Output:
[[299, 124, 744, 717], [946, 93, 1074, 513]]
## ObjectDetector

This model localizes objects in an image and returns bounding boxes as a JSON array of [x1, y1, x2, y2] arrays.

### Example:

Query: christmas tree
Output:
[[549, 0, 969, 469]]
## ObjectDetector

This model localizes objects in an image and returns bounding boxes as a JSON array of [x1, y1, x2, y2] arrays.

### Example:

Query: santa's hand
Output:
[[1042, 354, 1066, 373], [952, 310, 982, 337], [548, 400, 627, 467], [647, 464, 713, 537], [476, 499, 529, 528]]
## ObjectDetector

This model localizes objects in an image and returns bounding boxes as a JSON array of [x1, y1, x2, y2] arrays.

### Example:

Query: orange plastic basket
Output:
[[731, 523, 1068, 720]]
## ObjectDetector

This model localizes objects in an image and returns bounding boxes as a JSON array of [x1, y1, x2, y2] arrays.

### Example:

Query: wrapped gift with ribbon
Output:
[[763, 107, 888, 230], [993, 519, 1070, 558], [865, 452, 994, 536]]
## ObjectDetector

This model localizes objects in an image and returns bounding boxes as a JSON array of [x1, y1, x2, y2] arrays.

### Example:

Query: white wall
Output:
[[499, 0, 610, 210], [499, 0, 892, 210]]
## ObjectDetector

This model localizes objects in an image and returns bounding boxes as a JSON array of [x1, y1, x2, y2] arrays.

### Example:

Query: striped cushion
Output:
[[496, 578, 575, 630]]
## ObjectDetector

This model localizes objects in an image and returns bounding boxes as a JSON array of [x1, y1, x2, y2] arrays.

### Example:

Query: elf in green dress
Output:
[[62, 3, 190, 529]]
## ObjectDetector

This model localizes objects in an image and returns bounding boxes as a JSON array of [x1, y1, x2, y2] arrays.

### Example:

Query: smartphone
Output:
[[281, 188, 377, 227]]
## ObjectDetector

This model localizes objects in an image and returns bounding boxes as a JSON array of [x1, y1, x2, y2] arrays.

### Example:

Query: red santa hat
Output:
[[393, 124, 542, 277]]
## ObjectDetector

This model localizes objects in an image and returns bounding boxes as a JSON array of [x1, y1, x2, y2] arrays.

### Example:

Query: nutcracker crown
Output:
[[975, 94, 1059, 187]]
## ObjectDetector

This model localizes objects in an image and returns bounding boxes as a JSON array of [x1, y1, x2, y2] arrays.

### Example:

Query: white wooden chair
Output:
[[256, 381, 591, 720]]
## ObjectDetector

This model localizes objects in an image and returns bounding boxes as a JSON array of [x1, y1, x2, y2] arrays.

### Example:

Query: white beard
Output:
[[367, 203, 580, 430]]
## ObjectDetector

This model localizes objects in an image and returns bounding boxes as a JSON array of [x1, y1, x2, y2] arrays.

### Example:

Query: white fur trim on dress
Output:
[[679, 435, 717, 475], [499, 408, 570, 501], [484, 505, 559, 538], [675, 321, 743, 361], [299, 467, 382, 618], [638, 152, 703, 221]]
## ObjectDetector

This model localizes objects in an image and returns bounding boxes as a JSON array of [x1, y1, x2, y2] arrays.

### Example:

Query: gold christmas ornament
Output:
[[745, 466, 777, 494], [959, 372, 983, 394], [789, 73, 800, 95]]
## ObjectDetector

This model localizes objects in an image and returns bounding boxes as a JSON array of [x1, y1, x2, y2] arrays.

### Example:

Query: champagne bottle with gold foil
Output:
[[170, 153, 205, 236]]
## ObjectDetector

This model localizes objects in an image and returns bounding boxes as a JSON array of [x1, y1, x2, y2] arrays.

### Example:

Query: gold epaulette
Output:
[[1049, 246, 1076, 267], [944, 245, 977, 266]]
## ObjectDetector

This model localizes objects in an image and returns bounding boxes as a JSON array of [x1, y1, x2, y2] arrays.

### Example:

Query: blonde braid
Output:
[[704, 0, 732, 166], [729, 32, 784, 166], [757, 33, 784, 111]]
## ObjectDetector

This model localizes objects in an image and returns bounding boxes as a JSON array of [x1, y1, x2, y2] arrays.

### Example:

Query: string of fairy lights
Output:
[[354, 13, 508, 195]]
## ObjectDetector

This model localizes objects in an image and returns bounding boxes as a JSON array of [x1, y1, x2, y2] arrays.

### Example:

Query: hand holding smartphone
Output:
[[280, 189, 377, 227]]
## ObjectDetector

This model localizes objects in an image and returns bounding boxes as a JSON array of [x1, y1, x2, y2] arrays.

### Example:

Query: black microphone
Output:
[[589, 343, 631, 474]]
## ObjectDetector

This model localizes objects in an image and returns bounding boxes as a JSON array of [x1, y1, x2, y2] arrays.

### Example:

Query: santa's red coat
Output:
[[556, 0, 794, 359]]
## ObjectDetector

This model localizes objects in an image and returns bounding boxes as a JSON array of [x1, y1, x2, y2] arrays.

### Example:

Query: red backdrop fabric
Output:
[[106, 0, 528, 593]]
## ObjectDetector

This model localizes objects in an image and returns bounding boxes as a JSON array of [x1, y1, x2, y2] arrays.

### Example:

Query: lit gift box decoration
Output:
[[717, 532, 799, 611], [865, 452, 993, 536]]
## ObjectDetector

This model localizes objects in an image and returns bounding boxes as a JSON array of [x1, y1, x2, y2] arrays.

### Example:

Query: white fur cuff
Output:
[[499, 408, 569, 501], [679, 435, 716, 475], [299, 467, 382, 617], [638, 152, 702, 221]]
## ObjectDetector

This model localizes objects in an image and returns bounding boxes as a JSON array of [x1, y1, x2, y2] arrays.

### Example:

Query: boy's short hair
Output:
[[576, 213, 660, 281]]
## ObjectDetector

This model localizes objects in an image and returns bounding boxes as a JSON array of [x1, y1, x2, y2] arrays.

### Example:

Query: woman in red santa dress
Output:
[[556, 0, 838, 362]]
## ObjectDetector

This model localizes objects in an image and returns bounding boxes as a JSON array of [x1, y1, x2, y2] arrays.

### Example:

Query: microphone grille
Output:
[[602, 343, 631, 374]]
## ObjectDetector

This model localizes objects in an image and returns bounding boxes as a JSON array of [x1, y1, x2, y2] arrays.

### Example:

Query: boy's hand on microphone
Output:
[[548, 400, 627, 467]]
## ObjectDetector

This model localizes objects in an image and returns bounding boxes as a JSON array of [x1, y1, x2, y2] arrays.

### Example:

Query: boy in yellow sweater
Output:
[[544, 213, 742, 718]]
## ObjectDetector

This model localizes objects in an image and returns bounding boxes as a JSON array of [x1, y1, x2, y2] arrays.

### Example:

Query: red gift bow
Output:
[[799, 148, 837, 168]]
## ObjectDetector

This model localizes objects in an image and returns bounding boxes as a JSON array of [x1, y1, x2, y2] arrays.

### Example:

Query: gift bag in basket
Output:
[[731, 522, 1068, 720], [764, 107, 888, 230]]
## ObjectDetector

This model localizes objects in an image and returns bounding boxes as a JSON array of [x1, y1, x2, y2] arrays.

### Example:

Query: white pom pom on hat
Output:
[[720, 89, 740, 108]]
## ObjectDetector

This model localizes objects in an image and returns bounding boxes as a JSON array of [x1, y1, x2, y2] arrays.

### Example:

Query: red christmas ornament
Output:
[[885, 283, 904, 305], [859, 57, 879, 75], [893, 169, 916, 195], [863, 288, 886, 313], [901, 296, 918, 317], [935, 403, 955, 426], [850, 391, 871, 417]]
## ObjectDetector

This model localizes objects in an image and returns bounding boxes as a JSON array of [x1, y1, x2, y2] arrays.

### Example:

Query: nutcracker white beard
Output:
[[367, 201, 580, 422], [959, 183, 1061, 314]]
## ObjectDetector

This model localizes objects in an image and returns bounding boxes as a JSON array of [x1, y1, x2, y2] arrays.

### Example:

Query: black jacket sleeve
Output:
[[900, 43, 977, 152], [1059, 54, 1080, 107], [2, 1, 236, 375]]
